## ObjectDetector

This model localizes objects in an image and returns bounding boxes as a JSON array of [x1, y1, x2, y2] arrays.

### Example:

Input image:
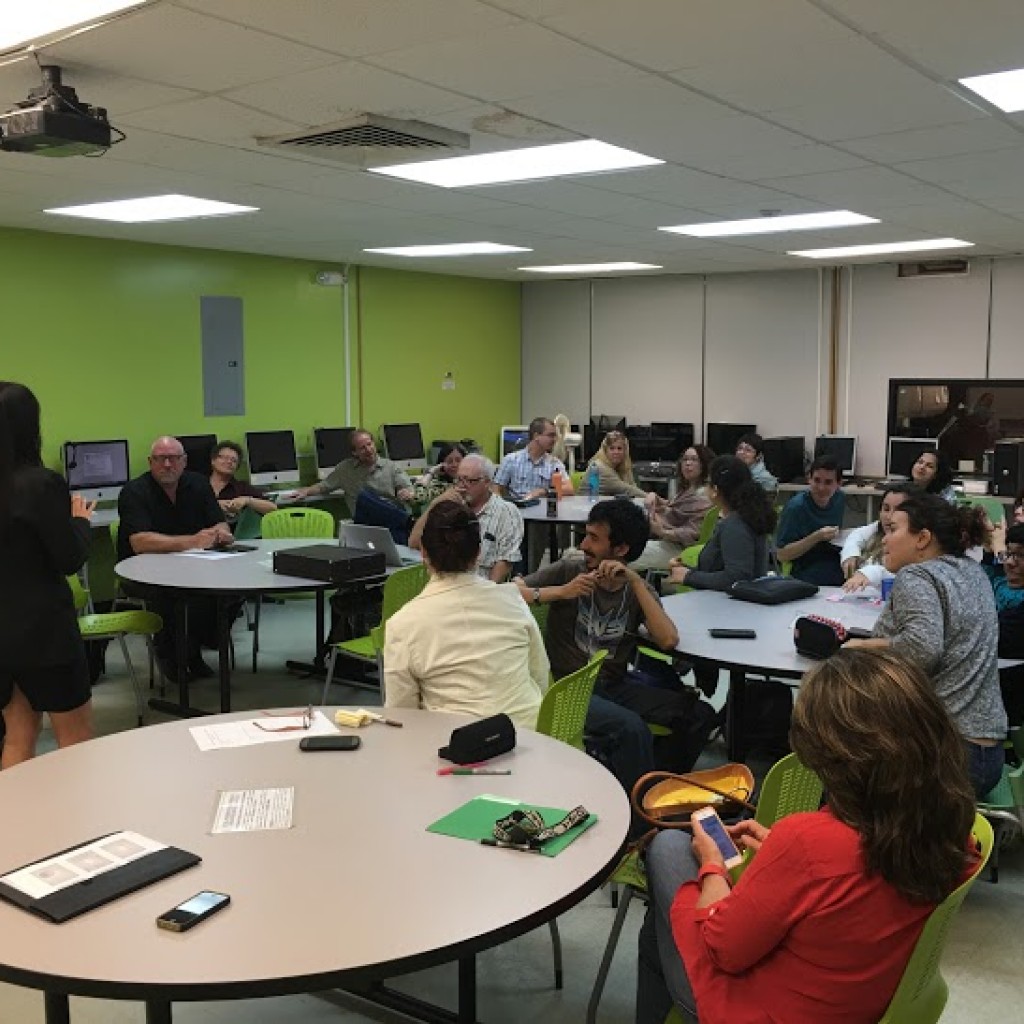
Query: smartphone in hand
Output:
[[692, 807, 744, 869]]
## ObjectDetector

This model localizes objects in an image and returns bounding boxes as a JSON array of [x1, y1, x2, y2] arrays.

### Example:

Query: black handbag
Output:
[[730, 576, 818, 605], [438, 713, 516, 764]]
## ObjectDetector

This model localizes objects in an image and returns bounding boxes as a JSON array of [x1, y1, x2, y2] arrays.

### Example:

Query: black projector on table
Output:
[[0, 65, 112, 158]]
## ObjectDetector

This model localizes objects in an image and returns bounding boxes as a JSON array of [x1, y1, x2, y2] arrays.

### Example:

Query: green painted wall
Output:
[[357, 266, 521, 459], [1, 228, 521, 473]]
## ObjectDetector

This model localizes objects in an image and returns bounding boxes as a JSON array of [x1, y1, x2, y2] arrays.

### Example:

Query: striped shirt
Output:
[[494, 447, 566, 500], [475, 493, 524, 578]]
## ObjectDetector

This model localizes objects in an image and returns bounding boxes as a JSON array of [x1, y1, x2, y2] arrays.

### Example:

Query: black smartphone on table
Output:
[[156, 891, 230, 932], [708, 628, 757, 639], [299, 735, 361, 751]]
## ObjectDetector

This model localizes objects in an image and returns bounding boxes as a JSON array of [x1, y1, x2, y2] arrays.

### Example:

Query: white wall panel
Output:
[[521, 280, 590, 425], [703, 271, 824, 453], [843, 263, 990, 475], [989, 258, 1024, 378], [590, 276, 704, 425]]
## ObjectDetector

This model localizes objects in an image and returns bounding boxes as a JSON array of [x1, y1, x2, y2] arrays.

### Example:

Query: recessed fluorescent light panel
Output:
[[44, 195, 259, 223], [521, 262, 662, 274], [363, 242, 531, 257], [368, 140, 663, 188], [660, 210, 878, 237], [1, 1, 146, 51], [789, 238, 974, 260], [959, 67, 1024, 112]]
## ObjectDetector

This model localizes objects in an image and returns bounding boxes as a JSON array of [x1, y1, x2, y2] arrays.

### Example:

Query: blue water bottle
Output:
[[586, 463, 600, 503]]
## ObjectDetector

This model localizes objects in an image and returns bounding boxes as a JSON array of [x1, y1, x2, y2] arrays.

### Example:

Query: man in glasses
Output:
[[409, 454, 523, 582], [117, 436, 231, 682]]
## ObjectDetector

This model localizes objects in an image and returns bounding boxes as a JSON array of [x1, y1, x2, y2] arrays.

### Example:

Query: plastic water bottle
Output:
[[586, 464, 600, 503]]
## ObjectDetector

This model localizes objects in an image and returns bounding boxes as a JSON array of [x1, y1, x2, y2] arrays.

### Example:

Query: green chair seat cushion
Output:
[[333, 634, 377, 660], [78, 610, 163, 637]]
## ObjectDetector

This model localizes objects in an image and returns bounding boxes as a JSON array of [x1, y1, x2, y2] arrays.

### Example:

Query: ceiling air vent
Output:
[[257, 114, 469, 166], [897, 258, 970, 279]]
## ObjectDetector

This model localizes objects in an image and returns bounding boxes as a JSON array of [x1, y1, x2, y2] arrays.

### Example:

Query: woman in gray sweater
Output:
[[667, 456, 777, 592], [845, 492, 1007, 797]]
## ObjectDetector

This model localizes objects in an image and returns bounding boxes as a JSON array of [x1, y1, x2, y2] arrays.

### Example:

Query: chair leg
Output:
[[586, 887, 635, 1024], [547, 918, 563, 990], [117, 635, 145, 728], [252, 597, 261, 674], [320, 649, 338, 707]]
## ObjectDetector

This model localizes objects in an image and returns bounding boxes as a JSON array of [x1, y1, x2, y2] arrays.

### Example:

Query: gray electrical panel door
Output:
[[200, 295, 245, 416]]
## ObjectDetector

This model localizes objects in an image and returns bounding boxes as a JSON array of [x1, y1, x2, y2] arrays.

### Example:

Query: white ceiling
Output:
[[2, 0, 1024, 279]]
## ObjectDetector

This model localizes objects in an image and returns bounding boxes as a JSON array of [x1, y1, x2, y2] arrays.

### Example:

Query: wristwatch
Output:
[[533, 588, 542, 605]]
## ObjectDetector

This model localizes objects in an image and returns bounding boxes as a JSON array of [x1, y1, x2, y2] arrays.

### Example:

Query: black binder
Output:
[[0, 834, 200, 924]]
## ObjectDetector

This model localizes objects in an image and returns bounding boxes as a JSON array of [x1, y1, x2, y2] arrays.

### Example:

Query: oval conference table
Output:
[[660, 587, 882, 760], [0, 709, 629, 1024], [116, 539, 376, 718]]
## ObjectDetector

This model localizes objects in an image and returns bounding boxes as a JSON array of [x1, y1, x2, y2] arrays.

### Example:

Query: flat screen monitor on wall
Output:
[[650, 422, 695, 461], [500, 425, 529, 456], [814, 435, 857, 476], [705, 423, 756, 457], [245, 430, 299, 487], [62, 439, 130, 502], [888, 437, 938, 479], [762, 436, 806, 483], [313, 427, 354, 481], [176, 433, 217, 476], [887, 378, 1024, 474], [381, 423, 427, 470]]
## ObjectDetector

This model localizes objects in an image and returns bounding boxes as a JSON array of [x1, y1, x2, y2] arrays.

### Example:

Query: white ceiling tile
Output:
[[368, 22, 632, 102], [47, 5, 340, 92], [173, 0, 518, 58], [839, 119, 1024, 163], [757, 166, 958, 207]]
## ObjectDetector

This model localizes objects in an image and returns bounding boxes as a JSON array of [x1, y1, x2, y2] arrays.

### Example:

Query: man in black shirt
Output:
[[118, 436, 232, 681]]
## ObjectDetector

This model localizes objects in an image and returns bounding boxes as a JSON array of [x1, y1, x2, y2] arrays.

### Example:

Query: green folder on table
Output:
[[427, 795, 596, 857]]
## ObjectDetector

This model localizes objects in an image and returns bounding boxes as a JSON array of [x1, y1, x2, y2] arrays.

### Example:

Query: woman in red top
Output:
[[636, 648, 976, 1024]]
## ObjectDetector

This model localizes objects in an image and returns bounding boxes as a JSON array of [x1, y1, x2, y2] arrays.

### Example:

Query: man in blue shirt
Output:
[[494, 417, 569, 501], [776, 455, 845, 586]]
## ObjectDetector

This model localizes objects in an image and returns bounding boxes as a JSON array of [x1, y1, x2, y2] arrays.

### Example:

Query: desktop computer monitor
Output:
[[705, 423, 756, 457], [62, 439, 130, 503], [888, 436, 938, 478], [814, 435, 857, 476], [245, 430, 300, 487], [176, 433, 217, 476], [761, 436, 806, 482], [313, 427, 354, 481], [650, 422, 695, 461], [381, 422, 427, 471], [500, 426, 529, 456]]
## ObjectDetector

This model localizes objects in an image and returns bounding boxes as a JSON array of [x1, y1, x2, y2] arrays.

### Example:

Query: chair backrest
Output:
[[697, 505, 720, 545], [754, 752, 824, 827], [109, 519, 119, 550], [534, 649, 608, 750], [530, 601, 550, 636], [878, 813, 994, 1024], [377, 563, 430, 644], [233, 505, 264, 540], [261, 507, 335, 539]]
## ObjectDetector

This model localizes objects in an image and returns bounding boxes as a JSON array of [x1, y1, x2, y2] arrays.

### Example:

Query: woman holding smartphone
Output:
[[0, 381, 95, 767], [637, 649, 977, 1024]]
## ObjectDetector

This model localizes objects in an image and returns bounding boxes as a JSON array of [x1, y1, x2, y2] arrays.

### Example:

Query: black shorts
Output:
[[0, 648, 91, 714]]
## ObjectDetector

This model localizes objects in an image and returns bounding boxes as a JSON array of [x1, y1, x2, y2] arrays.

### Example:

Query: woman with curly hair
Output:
[[637, 648, 978, 1024]]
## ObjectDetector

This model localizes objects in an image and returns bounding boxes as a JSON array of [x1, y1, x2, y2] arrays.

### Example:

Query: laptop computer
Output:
[[339, 523, 421, 568]]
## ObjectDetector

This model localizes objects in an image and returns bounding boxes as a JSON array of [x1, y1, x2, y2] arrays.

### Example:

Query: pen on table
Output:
[[480, 838, 542, 854], [365, 711, 403, 728], [436, 762, 486, 775], [441, 769, 512, 776]]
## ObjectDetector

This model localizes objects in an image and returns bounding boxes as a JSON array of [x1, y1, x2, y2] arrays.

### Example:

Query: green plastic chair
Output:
[[535, 649, 607, 750], [67, 575, 163, 727], [533, 648, 608, 991], [321, 561, 429, 703], [253, 507, 335, 671], [587, 753, 822, 1024], [976, 729, 1024, 882], [877, 813, 994, 1024]]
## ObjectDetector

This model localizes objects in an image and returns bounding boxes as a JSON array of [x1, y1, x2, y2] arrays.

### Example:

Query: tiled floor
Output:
[[2, 601, 1021, 1022]]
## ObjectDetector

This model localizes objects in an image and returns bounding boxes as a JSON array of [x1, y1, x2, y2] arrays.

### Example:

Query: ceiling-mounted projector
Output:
[[0, 65, 112, 157]]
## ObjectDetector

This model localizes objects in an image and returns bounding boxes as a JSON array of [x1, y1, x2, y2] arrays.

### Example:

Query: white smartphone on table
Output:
[[692, 807, 744, 870]]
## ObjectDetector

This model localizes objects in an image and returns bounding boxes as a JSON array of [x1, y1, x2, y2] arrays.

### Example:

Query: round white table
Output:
[[0, 709, 629, 1024], [661, 587, 882, 759], [116, 540, 354, 717]]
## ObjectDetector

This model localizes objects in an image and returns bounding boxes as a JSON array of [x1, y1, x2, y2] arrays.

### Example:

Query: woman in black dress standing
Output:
[[0, 381, 95, 767]]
